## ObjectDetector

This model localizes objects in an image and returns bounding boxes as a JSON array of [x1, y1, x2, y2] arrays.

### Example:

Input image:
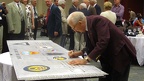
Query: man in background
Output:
[[68, 0, 79, 50], [31, 0, 38, 40], [54, 0, 59, 6], [0, 3, 6, 53], [6, 0, 27, 40], [89, 0, 101, 15], [111, 0, 124, 27], [45, 0, 62, 44], [83, 0, 96, 15]]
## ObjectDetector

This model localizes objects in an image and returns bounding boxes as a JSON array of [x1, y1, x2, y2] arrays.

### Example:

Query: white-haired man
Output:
[[67, 12, 136, 81], [58, 0, 68, 47], [83, 0, 96, 15], [89, 0, 101, 15], [68, 0, 79, 50]]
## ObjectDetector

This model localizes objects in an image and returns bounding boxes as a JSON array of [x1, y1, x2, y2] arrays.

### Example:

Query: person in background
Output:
[[6, 0, 27, 40], [73, 3, 88, 51], [133, 15, 143, 30], [83, 0, 96, 15], [100, 1, 116, 24], [45, 0, 62, 44], [0, 4, 6, 54], [31, 0, 38, 40], [68, 0, 79, 50], [128, 8, 136, 25], [111, 0, 124, 27], [54, 0, 59, 6], [133, 13, 143, 25], [67, 12, 136, 81], [21, 0, 35, 40], [1, 2, 9, 53], [58, 0, 68, 47], [89, 0, 101, 15], [79, 3, 90, 16]]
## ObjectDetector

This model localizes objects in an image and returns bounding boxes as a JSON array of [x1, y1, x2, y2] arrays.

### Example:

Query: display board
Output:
[[7, 40, 107, 80]]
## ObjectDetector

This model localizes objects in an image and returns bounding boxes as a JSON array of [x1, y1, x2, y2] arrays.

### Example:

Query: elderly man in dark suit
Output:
[[68, 0, 79, 50], [45, 0, 62, 44], [90, 0, 101, 15], [67, 12, 136, 81]]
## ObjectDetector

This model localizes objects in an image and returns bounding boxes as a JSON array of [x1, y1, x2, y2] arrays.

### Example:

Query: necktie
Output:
[[34, 7, 38, 18], [46, 8, 50, 24], [17, 3, 24, 20]]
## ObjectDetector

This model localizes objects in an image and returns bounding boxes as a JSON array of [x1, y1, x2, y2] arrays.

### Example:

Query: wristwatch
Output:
[[84, 56, 91, 62]]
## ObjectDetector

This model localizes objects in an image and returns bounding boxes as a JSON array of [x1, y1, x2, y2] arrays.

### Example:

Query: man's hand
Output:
[[54, 31, 58, 36], [68, 50, 83, 58], [68, 59, 88, 65]]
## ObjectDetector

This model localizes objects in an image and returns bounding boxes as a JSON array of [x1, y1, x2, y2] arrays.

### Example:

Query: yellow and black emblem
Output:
[[24, 65, 50, 72]]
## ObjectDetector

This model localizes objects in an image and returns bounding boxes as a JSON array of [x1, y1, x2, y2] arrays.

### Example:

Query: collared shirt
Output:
[[32, 5, 38, 18], [111, 4, 124, 21], [93, 3, 97, 7], [73, 5, 78, 10]]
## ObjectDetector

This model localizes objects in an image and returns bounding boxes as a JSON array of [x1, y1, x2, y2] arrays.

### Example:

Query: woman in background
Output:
[[21, 0, 35, 40], [100, 1, 116, 24]]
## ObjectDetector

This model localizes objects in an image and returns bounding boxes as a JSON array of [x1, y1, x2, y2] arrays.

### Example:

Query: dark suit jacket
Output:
[[47, 4, 62, 37], [83, 15, 136, 73], [80, 8, 90, 16], [88, 6, 96, 15], [69, 5, 78, 14], [94, 4, 101, 15]]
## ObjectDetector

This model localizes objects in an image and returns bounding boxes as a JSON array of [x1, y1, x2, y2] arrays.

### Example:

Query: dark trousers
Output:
[[115, 21, 123, 27], [99, 63, 130, 81], [68, 27, 74, 50], [9, 20, 25, 40], [2, 17, 9, 53], [99, 45, 131, 81], [60, 34, 67, 47], [33, 18, 38, 40]]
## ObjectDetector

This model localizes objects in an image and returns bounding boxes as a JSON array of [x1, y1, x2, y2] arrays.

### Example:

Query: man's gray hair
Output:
[[67, 12, 85, 26], [89, 0, 97, 3], [58, 0, 66, 5], [80, 3, 87, 9], [72, 0, 77, 3]]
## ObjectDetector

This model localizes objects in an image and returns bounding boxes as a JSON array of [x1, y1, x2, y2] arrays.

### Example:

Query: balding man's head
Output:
[[67, 12, 86, 33]]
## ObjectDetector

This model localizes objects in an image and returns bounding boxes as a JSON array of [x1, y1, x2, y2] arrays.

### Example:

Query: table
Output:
[[4, 40, 107, 81], [127, 34, 144, 66], [0, 52, 18, 81]]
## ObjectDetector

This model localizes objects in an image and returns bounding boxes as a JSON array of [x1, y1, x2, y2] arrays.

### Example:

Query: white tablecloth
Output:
[[0, 52, 19, 81], [127, 34, 144, 66]]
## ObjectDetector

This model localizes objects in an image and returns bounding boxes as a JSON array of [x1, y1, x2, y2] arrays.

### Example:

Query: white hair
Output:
[[80, 3, 87, 9], [58, 0, 66, 5], [89, 0, 97, 3], [67, 12, 85, 26], [72, 0, 78, 3]]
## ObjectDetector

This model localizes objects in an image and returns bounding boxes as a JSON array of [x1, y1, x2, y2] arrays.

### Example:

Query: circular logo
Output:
[[53, 57, 67, 60], [23, 65, 50, 72]]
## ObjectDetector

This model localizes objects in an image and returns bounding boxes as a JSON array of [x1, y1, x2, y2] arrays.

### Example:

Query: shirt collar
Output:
[[93, 4, 97, 7]]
